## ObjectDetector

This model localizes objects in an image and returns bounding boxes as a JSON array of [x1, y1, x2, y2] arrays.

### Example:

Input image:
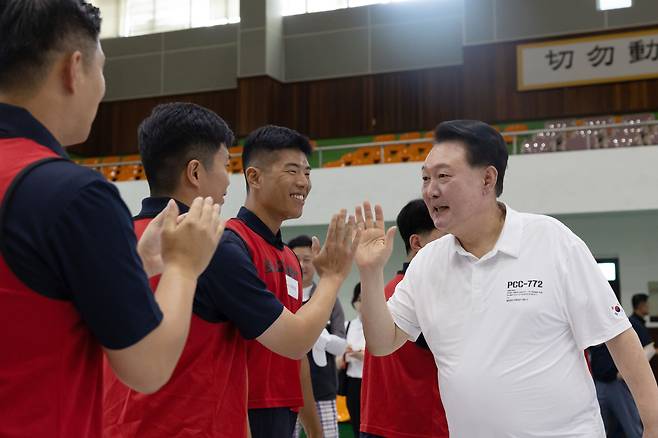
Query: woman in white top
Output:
[[339, 283, 365, 437]]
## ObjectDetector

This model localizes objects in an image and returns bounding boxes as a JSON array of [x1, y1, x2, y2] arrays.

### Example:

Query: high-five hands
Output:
[[354, 201, 397, 272], [311, 209, 361, 282]]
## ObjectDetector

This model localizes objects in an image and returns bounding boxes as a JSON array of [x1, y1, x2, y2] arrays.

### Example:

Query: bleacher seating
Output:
[[521, 138, 551, 154], [78, 111, 658, 180], [520, 112, 657, 154], [502, 124, 529, 143], [383, 145, 408, 163]]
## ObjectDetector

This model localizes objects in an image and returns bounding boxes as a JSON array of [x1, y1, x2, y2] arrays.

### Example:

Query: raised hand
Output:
[[354, 201, 397, 272], [160, 197, 225, 278], [311, 209, 361, 282], [137, 200, 197, 277]]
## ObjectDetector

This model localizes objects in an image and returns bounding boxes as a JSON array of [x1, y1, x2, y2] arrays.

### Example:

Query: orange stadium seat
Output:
[[399, 132, 422, 157], [373, 133, 396, 143], [322, 160, 343, 168], [113, 170, 134, 182], [502, 124, 528, 143], [354, 146, 381, 164], [129, 164, 145, 180], [229, 156, 243, 174], [407, 143, 431, 161], [121, 154, 141, 162], [399, 131, 421, 142], [383, 145, 405, 163], [101, 155, 121, 164], [383, 145, 413, 163], [78, 157, 101, 171], [77, 157, 99, 165], [357, 156, 377, 165], [101, 165, 120, 181], [340, 152, 355, 166]]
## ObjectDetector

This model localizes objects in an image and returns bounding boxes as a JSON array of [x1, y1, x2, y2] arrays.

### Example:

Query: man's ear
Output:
[[245, 166, 262, 190], [483, 165, 498, 196], [185, 160, 202, 188], [62, 50, 84, 94], [409, 234, 423, 253]]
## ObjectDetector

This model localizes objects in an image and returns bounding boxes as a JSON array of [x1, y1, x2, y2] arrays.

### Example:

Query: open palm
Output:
[[354, 202, 397, 271], [312, 209, 360, 280]]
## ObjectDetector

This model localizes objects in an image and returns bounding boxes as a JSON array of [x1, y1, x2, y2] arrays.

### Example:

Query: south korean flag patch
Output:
[[610, 303, 627, 319]]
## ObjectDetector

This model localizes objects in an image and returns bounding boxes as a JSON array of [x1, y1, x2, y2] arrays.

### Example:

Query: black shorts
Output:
[[248, 407, 298, 438]]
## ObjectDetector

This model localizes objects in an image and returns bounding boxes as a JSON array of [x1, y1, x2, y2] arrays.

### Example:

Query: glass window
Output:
[[282, 0, 413, 16], [96, 0, 239, 39]]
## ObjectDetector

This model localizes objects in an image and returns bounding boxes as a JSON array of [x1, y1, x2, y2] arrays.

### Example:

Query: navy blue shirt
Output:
[[589, 312, 652, 382], [629, 313, 652, 347], [0, 103, 162, 349], [137, 199, 284, 339]]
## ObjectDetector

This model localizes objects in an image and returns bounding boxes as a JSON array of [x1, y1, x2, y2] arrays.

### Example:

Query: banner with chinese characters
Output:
[[517, 28, 658, 91]]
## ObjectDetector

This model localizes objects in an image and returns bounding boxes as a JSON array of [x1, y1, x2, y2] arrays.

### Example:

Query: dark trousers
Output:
[[345, 376, 362, 437], [249, 407, 298, 438], [595, 379, 643, 438], [360, 433, 383, 438]]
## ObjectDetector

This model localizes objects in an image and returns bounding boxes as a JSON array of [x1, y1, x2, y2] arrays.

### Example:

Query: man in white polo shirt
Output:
[[353, 120, 658, 438]]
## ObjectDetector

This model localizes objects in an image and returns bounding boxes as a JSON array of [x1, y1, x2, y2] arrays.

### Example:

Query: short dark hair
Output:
[[396, 199, 436, 254], [0, 0, 101, 91], [632, 293, 649, 310], [288, 235, 313, 250], [352, 283, 361, 307], [139, 102, 234, 195], [242, 125, 312, 171], [434, 120, 508, 197]]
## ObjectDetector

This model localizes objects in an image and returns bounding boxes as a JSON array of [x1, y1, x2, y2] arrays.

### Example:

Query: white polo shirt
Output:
[[387, 205, 631, 438]]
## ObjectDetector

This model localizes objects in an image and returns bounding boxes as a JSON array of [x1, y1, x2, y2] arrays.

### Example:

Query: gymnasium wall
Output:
[[464, 0, 658, 45], [74, 0, 658, 156], [101, 0, 658, 323]]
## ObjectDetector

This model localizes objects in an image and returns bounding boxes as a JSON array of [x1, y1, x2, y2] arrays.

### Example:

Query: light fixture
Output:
[[596, 0, 632, 11]]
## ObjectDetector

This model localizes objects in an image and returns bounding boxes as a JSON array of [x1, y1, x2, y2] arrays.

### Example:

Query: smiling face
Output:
[[255, 148, 312, 221], [422, 141, 496, 238]]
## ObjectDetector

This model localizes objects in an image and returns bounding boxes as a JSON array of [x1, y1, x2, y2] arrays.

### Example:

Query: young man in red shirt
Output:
[[240, 125, 359, 438], [104, 112, 359, 437], [0, 3, 222, 437], [360, 199, 449, 438]]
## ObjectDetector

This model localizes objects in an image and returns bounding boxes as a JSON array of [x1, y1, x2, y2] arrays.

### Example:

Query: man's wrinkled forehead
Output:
[[424, 141, 472, 170]]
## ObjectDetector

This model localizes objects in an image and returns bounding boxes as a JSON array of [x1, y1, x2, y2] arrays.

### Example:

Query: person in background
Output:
[[360, 199, 449, 438], [589, 293, 657, 438], [339, 283, 366, 437], [629, 294, 655, 352], [290, 235, 347, 438]]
